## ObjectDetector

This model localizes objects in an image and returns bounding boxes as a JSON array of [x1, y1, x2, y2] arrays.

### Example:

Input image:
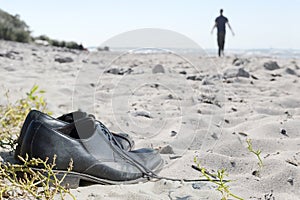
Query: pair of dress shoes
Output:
[[15, 110, 163, 188]]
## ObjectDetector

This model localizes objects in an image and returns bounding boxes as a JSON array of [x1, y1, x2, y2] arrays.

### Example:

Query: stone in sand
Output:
[[132, 110, 152, 118], [263, 61, 280, 70], [232, 57, 250, 66], [223, 67, 250, 78], [152, 64, 165, 74], [106, 67, 133, 75], [54, 57, 74, 63], [0, 51, 22, 60], [4, 66, 16, 72], [159, 145, 174, 154], [170, 131, 177, 137], [285, 68, 297, 75], [186, 75, 203, 81]]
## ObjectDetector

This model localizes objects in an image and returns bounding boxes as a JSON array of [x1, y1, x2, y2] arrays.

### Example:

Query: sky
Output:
[[1, 1, 300, 49]]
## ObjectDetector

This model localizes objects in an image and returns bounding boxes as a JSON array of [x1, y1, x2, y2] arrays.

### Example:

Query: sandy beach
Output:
[[1, 40, 300, 200]]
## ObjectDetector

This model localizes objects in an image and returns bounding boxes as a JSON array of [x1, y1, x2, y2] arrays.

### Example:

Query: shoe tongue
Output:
[[73, 117, 96, 139], [57, 111, 88, 123], [58, 117, 96, 139]]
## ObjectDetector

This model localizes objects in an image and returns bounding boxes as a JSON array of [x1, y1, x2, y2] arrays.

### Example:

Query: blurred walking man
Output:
[[211, 9, 234, 57]]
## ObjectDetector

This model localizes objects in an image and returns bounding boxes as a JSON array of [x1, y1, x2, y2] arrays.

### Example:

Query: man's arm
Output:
[[227, 22, 235, 36], [211, 22, 217, 34]]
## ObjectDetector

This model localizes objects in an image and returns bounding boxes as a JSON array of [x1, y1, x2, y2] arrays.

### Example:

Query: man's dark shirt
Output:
[[215, 15, 228, 33]]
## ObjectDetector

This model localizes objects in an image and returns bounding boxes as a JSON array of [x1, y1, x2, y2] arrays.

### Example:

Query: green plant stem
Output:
[[246, 139, 263, 168]]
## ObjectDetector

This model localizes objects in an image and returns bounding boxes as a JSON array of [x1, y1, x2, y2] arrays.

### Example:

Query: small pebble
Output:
[[170, 131, 177, 137], [159, 145, 175, 154], [287, 177, 294, 186], [230, 161, 236, 167], [280, 129, 288, 137], [252, 170, 260, 177], [169, 155, 182, 160]]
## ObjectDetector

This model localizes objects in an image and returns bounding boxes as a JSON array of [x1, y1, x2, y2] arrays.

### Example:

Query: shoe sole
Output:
[[30, 159, 164, 189]]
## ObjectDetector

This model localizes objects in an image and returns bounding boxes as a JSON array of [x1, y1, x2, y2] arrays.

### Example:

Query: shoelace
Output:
[[97, 120, 125, 150], [87, 114, 130, 148]]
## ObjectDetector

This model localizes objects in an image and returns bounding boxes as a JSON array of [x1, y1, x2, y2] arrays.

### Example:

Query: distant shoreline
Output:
[[87, 46, 300, 59]]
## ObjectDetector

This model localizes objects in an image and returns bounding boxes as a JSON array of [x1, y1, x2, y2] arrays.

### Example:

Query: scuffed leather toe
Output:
[[127, 148, 164, 173]]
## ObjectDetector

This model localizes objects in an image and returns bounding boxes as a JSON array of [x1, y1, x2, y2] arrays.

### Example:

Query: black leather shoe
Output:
[[15, 110, 134, 160], [16, 117, 163, 188]]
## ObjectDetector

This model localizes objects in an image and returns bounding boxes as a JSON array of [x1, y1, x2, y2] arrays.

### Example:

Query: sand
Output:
[[1, 40, 300, 199]]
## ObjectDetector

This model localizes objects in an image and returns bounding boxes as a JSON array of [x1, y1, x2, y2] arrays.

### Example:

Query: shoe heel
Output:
[[54, 172, 81, 189], [16, 169, 81, 189]]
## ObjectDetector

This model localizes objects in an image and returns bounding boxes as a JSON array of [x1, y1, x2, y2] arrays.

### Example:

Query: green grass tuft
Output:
[[194, 157, 244, 200]]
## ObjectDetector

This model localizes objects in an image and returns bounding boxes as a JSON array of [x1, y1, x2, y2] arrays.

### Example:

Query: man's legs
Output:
[[217, 32, 225, 57]]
